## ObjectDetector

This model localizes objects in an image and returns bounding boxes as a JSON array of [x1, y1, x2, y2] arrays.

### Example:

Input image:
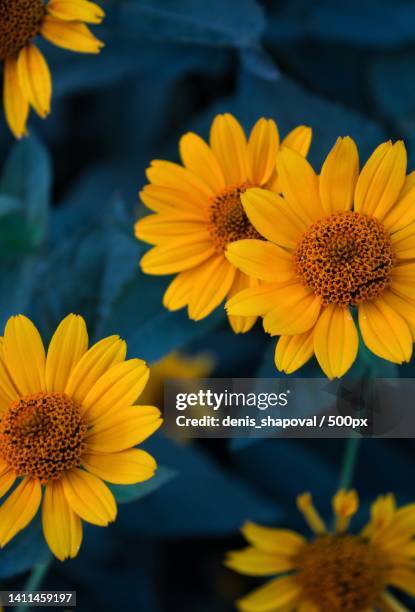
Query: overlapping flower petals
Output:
[[226, 137, 415, 377], [136, 113, 312, 330], [0, 314, 161, 560], [3, 0, 104, 138]]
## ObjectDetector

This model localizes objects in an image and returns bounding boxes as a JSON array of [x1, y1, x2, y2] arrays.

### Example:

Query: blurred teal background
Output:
[[0, 0, 415, 610]]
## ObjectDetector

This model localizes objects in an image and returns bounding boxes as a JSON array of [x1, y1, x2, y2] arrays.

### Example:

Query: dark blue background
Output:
[[0, 1, 414, 610]]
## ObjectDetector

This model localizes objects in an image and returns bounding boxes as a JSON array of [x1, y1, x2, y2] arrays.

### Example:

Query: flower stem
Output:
[[338, 436, 361, 490], [17, 556, 53, 612], [337, 362, 374, 491]]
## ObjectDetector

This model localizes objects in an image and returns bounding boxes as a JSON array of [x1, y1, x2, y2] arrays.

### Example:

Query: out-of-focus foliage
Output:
[[0, 0, 414, 610]]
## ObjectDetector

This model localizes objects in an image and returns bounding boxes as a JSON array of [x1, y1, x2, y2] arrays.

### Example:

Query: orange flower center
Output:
[[0, 0, 45, 61], [0, 392, 87, 484], [294, 211, 395, 307], [208, 183, 262, 252], [295, 534, 386, 611]]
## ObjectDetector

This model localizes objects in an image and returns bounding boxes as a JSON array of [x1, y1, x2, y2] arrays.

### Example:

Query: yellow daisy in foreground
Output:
[[227, 490, 415, 611], [0, 314, 162, 561], [226, 138, 415, 377], [1, 0, 104, 138], [135, 113, 312, 333]]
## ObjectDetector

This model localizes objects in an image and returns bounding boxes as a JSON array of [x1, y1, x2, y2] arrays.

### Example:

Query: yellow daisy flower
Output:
[[135, 113, 312, 333], [226, 490, 415, 611], [226, 137, 415, 377], [0, 314, 162, 561], [1, 0, 104, 138]]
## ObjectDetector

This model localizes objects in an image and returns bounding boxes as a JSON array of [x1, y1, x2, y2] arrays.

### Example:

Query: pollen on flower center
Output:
[[294, 211, 395, 306], [208, 183, 262, 252], [295, 534, 386, 611], [0, 392, 87, 484], [0, 0, 46, 61]]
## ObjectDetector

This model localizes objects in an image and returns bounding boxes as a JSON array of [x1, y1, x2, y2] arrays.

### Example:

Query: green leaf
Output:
[[0, 195, 22, 217], [99, 273, 225, 364], [0, 256, 40, 328], [110, 467, 178, 503], [0, 136, 51, 250], [370, 51, 415, 129], [0, 517, 49, 579], [267, 1, 415, 47], [110, 0, 265, 48]]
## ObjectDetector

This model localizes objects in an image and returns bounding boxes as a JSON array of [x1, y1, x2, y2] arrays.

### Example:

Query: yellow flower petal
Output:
[[297, 492, 327, 534], [140, 184, 206, 214], [3, 315, 46, 395], [225, 546, 295, 577], [237, 576, 300, 612], [247, 118, 280, 186], [0, 339, 20, 412], [163, 267, 199, 311], [146, 160, 213, 201], [188, 254, 235, 320], [0, 478, 41, 546], [140, 238, 215, 275], [391, 222, 415, 260], [65, 335, 126, 404], [17, 44, 51, 118], [210, 113, 249, 184], [391, 280, 415, 302], [313, 305, 358, 378], [275, 330, 314, 375], [0, 469, 16, 499], [47, 0, 105, 23], [45, 314, 88, 393], [241, 188, 305, 250], [276, 147, 325, 224], [391, 262, 415, 301], [319, 137, 359, 214], [364, 494, 396, 537], [82, 359, 149, 420], [3, 56, 29, 139], [82, 449, 157, 484], [281, 125, 312, 157], [179, 132, 226, 193], [135, 214, 207, 245], [226, 239, 295, 283], [263, 283, 321, 336], [62, 468, 116, 526], [40, 16, 104, 53], [387, 569, 415, 598], [358, 298, 413, 364], [42, 480, 82, 561], [383, 172, 415, 234], [227, 272, 259, 334], [380, 591, 411, 612], [241, 521, 306, 555], [388, 501, 415, 529], [226, 283, 283, 318], [382, 290, 415, 340], [392, 262, 415, 283], [354, 141, 407, 220], [85, 405, 162, 452], [333, 489, 359, 532]]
